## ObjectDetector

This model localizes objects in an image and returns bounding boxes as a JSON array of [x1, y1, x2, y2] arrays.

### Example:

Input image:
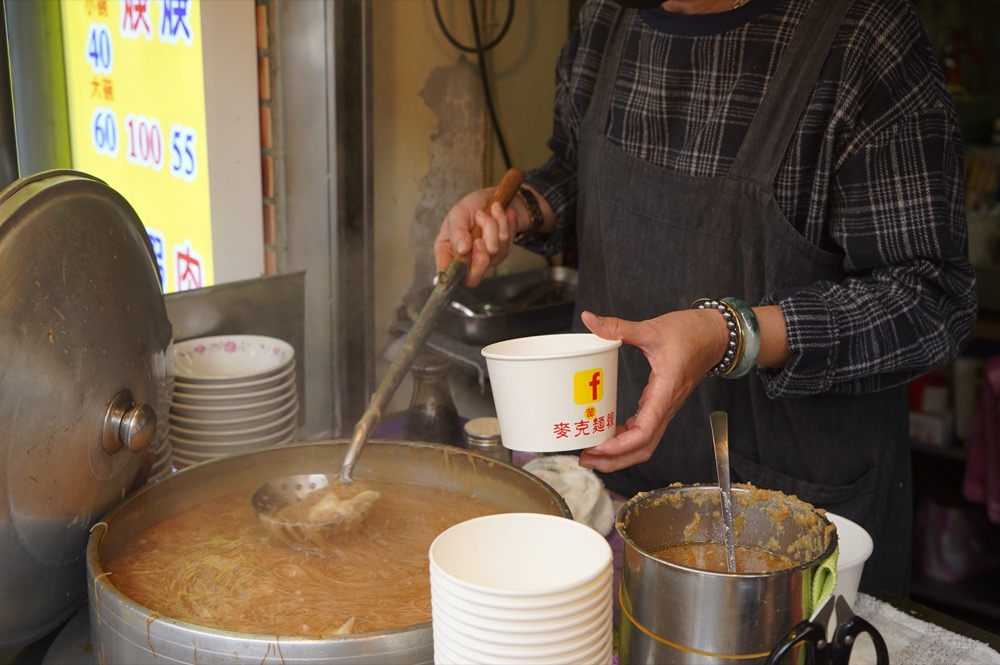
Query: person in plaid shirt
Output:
[[434, 0, 976, 595]]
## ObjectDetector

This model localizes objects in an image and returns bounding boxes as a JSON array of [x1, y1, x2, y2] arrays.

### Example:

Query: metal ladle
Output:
[[710, 410, 738, 573], [252, 168, 525, 549]]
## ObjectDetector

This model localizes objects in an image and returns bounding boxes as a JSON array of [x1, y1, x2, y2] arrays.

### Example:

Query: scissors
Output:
[[765, 595, 890, 665]]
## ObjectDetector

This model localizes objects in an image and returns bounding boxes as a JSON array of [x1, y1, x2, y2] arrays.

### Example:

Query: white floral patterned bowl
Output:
[[173, 335, 294, 383]]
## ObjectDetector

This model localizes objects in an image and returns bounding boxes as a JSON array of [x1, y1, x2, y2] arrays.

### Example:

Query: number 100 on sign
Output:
[[90, 107, 197, 182]]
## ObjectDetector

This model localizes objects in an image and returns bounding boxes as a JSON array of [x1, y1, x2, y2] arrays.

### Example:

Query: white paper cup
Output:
[[429, 513, 613, 596], [430, 567, 611, 623], [826, 512, 874, 609], [432, 609, 611, 663], [429, 560, 612, 611], [433, 628, 489, 665], [434, 632, 611, 665], [429, 513, 613, 664], [431, 641, 462, 665], [432, 597, 611, 647], [482, 334, 621, 452], [431, 584, 611, 637]]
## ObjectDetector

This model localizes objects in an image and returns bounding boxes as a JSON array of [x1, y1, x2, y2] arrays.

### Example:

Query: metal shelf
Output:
[[911, 440, 968, 461], [911, 570, 1000, 636], [910, 444, 1000, 638]]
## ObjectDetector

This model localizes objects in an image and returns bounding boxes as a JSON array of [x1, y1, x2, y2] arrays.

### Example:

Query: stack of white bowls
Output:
[[146, 375, 174, 484], [147, 428, 174, 483], [429, 513, 614, 665], [169, 334, 299, 469]]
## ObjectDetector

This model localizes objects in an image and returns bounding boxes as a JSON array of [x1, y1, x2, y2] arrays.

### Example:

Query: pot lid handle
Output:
[[103, 389, 157, 454]]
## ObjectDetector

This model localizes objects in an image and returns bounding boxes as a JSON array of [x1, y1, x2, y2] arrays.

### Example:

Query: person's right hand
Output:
[[434, 187, 518, 288], [576, 308, 727, 473]]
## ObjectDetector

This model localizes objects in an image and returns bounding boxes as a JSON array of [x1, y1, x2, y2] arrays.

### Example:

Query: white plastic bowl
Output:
[[169, 429, 297, 469], [168, 390, 296, 421], [168, 404, 298, 440], [168, 396, 298, 432], [172, 362, 295, 395], [169, 415, 298, 450], [171, 373, 296, 407], [826, 512, 874, 609], [173, 334, 294, 382]]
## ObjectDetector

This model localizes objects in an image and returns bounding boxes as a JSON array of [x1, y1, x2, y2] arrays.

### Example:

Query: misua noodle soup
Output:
[[106, 480, 505, 636]]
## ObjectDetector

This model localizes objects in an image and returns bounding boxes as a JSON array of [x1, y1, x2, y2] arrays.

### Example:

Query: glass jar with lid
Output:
[[462, 416, 511, 465], [405, 354, 463, 446]]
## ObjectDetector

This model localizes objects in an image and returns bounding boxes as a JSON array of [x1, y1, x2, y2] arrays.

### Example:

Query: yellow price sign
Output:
[[61, 0, 213, 293]]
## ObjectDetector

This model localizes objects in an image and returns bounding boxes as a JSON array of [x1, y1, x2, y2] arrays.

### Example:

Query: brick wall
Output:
[[256, 0, 278, 276]]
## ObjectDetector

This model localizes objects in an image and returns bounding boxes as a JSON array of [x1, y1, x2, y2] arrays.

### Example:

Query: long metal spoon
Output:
[[710, 410, 737, 573], [251, 168, 525, 548]]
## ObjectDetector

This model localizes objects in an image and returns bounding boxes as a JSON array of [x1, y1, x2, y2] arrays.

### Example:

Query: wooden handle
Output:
[[486, 167, 525, 210], [466, 167, 525, 248]]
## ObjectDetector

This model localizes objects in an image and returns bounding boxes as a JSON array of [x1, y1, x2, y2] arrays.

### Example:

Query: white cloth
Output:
[[522, 455, 615, 536], [849, 593, 1000, 665]]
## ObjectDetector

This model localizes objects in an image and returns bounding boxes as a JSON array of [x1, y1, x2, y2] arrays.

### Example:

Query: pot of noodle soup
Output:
[[86, 439, 570, 664], [616, 483, 837, 665]]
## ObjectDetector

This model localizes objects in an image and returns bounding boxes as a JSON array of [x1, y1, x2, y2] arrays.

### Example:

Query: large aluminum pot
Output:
[[616, 484, 837, 665], [87, 439, 570, 664]]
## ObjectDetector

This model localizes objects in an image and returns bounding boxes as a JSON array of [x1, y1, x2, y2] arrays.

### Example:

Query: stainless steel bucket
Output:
[[87, 439, 570, 665], [616, 484, 837, 665]]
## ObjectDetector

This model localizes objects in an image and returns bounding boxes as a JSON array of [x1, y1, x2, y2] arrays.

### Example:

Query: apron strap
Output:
[[731, 0, 856, 186], [592, 5, 627, 129]]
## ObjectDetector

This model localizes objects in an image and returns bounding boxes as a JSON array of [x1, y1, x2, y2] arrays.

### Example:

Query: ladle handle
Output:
[[339, 168, 524, 484], [710, 410, 737, 573], [454, 166, 524, 264]]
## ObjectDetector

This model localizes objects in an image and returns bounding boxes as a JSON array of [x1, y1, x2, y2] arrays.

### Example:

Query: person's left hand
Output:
[[576, 308, 726, 473]]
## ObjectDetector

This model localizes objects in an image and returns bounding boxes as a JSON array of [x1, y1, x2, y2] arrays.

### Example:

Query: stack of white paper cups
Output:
[[428, 513, 614, 665]]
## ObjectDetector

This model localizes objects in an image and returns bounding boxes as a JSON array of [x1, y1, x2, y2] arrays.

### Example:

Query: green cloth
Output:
[[811, 544, 839, 615]]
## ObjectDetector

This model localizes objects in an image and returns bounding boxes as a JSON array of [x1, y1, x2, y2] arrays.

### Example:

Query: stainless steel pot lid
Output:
[[0, 170, 173, 649]]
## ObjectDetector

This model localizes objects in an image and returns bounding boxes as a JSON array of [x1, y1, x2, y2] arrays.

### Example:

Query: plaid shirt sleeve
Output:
[[522, 0, 977, 398], [762, 104, 977, 397], [759, 2, 976, 397]]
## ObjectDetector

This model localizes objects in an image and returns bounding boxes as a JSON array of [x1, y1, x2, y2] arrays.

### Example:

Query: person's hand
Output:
[[577, 308, 728, 473], [434, 188, 518, 287]]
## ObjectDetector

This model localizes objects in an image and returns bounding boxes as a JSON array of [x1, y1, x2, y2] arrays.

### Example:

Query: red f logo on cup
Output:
[[573, 368, 604, 405]]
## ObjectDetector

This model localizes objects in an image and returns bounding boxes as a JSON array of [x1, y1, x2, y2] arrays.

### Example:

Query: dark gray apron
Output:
[[576, 0, 911, 594]]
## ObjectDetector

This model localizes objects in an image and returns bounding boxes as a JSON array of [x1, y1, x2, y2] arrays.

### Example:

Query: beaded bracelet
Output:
[[514, 186, 544, 243], [690, 297, 760, 379]]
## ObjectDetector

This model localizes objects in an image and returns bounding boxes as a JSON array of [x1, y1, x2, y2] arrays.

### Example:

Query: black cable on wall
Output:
[[432, 0, 516, 170]]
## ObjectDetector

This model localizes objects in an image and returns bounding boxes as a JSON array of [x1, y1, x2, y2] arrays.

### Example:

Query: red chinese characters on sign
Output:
[[175, 242, 203, 291], [121, 0, 153, 40], [552, 411, 616, 440]]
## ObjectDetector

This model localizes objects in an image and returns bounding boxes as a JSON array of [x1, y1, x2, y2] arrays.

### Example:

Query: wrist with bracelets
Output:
[[690, 297, 760, 379], [514, 186, 544, 243]]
